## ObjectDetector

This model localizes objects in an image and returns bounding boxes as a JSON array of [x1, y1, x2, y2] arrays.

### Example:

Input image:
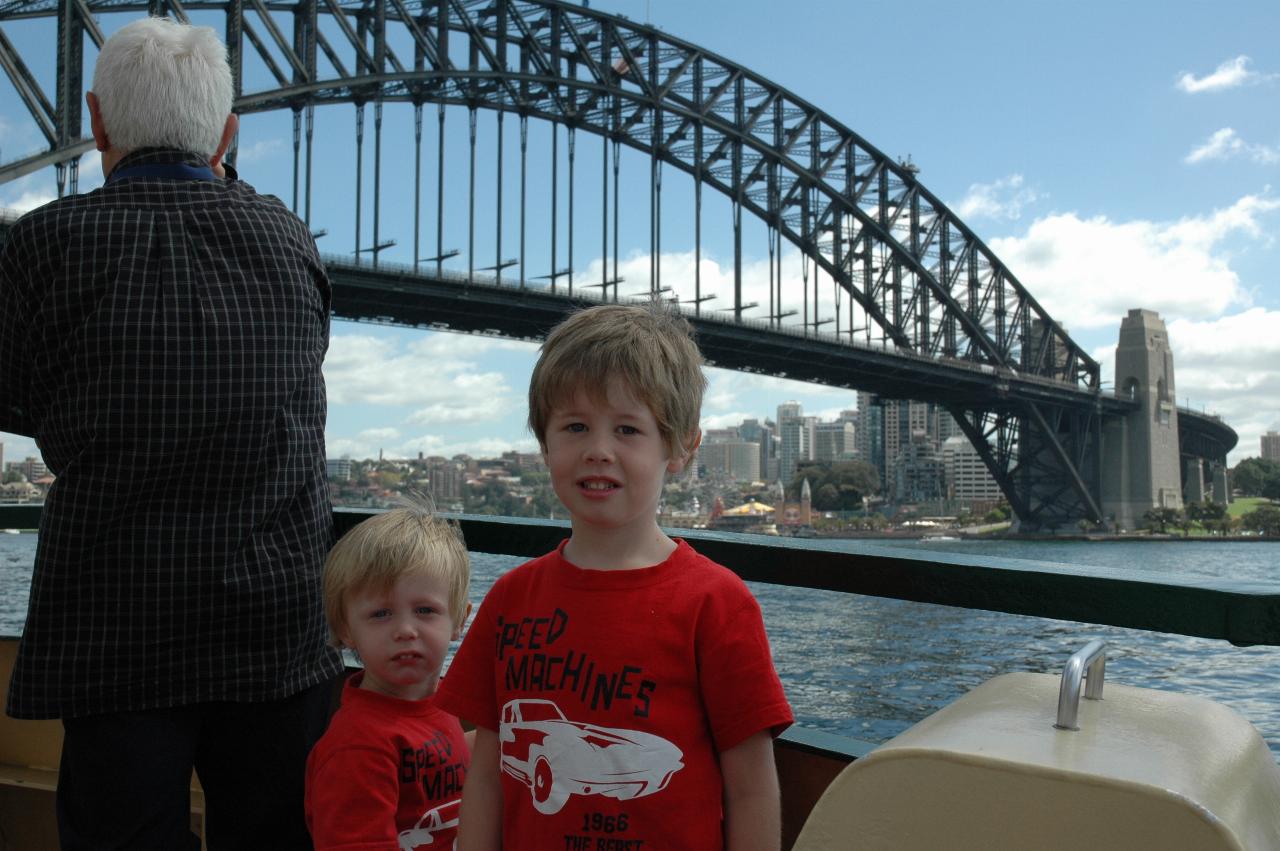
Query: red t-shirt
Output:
[[435, 539, 793, 850], [306, 673, 469, 850]]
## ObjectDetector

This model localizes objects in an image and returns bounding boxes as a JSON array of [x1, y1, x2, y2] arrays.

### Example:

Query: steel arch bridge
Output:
[[0, 0, 1236, 530]]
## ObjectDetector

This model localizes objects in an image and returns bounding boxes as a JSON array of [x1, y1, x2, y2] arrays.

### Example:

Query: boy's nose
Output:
[[393, 618, 418, 639]]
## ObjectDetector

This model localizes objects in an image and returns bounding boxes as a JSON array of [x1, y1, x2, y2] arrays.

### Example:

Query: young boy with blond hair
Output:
[[306, 505, 473, 850], [436, 303, 794, 850]]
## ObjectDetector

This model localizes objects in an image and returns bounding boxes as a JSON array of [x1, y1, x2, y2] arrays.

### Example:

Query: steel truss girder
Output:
[[0, 0, 1098, 392], [949, 400, 1104, 531]]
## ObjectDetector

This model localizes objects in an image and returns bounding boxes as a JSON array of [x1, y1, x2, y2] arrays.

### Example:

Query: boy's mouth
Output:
[[579, 478, 619, 491]]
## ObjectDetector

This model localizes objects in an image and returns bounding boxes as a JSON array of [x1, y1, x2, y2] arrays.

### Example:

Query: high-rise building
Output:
[[738, 419, 777, 482], [698, 440, 761, 482], [1262, 431, 1280, 462], [894, 437, 946, 504], [941, 436, 1003, 506], [855, 392, 885, 483], [326, 458, 353, 481], [814, 421, 855, 462], [777, 402, 812, 484]]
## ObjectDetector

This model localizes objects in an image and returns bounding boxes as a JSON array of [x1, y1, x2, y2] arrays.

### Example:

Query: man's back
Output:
[[0, 147, 343, 720]]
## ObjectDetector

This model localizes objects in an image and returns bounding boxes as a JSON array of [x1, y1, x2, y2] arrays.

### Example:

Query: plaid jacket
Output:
[[0, 148, 343, 718]]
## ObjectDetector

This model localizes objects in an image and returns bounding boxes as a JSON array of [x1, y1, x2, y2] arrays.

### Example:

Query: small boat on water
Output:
[[1, 529, 20, 535]]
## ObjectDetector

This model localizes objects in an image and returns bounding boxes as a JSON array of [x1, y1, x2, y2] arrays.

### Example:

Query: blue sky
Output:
[[2, 0, 1279, 468]]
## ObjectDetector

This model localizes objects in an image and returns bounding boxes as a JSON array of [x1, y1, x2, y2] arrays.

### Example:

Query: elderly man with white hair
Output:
[[0, 17, 342, 849]]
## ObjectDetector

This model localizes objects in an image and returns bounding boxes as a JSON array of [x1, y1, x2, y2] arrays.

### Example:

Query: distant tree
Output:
[[983, 504, 1010, 524], [1142, 507, 1182, 534], [790, 460, 880, 509], [1240, 505, 1280, 537], [1, 470, 23, 484], [1230, 458, 1280, 497]]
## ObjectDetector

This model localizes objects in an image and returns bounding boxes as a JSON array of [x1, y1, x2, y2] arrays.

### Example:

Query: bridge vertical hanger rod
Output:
[[372, 0, 385, 270], [468, 106, 476, 285], [305, 107, 314, 225], [519, 114, 527, 289], [496, 110, 504, 282], [373, 101, 382, 268], [601, 24, 611, 298], [414, 105, 423, 267], [55, 0, 85, 197], [225, 0, 243, 167], [435, 0, 448, 278], [732, 74, 743, 320], [551, 124, 558, 295], [612, 137, 620, 303], [354, 103, 364, 264], [495, 0, 507, 284], [295, 0, 316, 224], [436, 102, 445, 278], [601, 132, 607, 294], [567, 126, 575, 296], [693, 57, 703, 316], [291, 111, 300, 211]]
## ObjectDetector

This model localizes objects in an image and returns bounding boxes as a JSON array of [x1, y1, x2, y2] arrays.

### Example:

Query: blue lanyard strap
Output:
[[107, 162, 216, 184]]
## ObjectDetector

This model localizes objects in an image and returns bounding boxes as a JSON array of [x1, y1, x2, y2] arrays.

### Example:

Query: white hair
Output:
[[91, 17, 233, 157]]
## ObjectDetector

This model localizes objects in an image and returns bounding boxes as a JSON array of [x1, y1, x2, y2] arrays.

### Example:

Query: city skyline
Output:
[[3, 0, 1279, 468]]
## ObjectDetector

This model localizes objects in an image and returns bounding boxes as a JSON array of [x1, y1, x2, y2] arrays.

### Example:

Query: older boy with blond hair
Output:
[[306, 505, 473, 850], [437, 303, 794, 850]]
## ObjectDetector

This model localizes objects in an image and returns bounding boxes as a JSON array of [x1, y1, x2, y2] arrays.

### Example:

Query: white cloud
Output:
[[1175, 55, 1272, 93], [1094, 307, 1280, 462], [235, 138, 285, 164], [0, 431, 42, 464], [324, 332, 531, 408], [1185, 128, 1280, 165], [989, 193, 1279, 331], [953, 174, 1042, 220]]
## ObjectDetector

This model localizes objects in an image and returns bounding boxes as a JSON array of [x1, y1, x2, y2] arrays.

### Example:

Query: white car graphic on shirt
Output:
[[397, 798, 460, 850], [499, 698, 684, 815]]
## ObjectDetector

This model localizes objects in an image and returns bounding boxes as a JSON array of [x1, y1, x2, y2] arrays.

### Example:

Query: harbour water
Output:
[[2, 531, 1277, 758]]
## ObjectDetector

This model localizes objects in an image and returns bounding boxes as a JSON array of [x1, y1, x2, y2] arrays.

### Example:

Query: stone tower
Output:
[[1100, 309, 1183, 531]]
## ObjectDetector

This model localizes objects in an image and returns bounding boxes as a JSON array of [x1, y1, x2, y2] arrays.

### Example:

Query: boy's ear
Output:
[[452, 602, 474, 641], [667, 429, 702, 474]]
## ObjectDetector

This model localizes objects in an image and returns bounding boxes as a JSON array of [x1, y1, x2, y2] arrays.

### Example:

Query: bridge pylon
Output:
[[1101, 309, 1183, 532]]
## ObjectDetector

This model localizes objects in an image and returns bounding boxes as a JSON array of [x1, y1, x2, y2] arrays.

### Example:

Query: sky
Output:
[[2, 0, 1279, 468]]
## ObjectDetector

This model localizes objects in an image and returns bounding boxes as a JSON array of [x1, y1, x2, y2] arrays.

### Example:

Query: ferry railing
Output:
[[2, 502, 1276, 652], [4, 504, 1279, 844]]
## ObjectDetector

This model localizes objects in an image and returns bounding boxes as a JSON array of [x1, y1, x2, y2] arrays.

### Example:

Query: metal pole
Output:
[[373, 101, 382, 268], [612, 138, 619, 303], [496, 110, 504, 281], [304, 105, 314, 226], [436, 102, 445, 278], [568, 126, 575, 295], [355, 103, 364, 263], [551, 124, 558, 296], [520, 114, 527, 288], [468, 106, 476, 285], [292, 109, 300, 212], [602, 132, 608, 292], [414, 103, 423, 268]]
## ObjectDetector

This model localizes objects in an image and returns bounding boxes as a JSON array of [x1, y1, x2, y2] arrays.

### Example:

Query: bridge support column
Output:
[[1183, 457, 1206, 504], [1212, 464, 1232, 506], [1101, 309, 1183, 532]]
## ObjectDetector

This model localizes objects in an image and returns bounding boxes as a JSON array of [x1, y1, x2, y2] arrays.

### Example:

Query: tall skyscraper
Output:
[[777, 402, 814, 485], [1263, 431, 1280, 462]]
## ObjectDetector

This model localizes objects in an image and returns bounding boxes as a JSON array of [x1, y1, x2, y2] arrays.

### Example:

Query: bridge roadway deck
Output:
[[326, 256, 1120, 411], [0, 212, 1236, 457]]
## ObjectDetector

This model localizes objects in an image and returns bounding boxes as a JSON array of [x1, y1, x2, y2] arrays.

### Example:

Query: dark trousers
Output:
[[56, 682, 332, 850]]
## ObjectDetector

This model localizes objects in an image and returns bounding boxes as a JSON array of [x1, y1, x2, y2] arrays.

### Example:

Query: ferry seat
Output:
[[791, 645, 1280, 851]]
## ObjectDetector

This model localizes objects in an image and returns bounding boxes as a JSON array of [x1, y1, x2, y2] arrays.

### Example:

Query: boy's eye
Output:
[[618, 424, 639, 435], [415, 606, 437, 616], [565, 422, 587, 433], [369, 608, 391, 620]]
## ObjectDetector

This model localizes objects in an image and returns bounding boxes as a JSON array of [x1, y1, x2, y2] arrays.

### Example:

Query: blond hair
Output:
[[323, 503, 470, 647], [528, 302, 707, 460]]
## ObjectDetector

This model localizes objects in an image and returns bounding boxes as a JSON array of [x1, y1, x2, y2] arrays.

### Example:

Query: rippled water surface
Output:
[[3, 532, 1277, 758]]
